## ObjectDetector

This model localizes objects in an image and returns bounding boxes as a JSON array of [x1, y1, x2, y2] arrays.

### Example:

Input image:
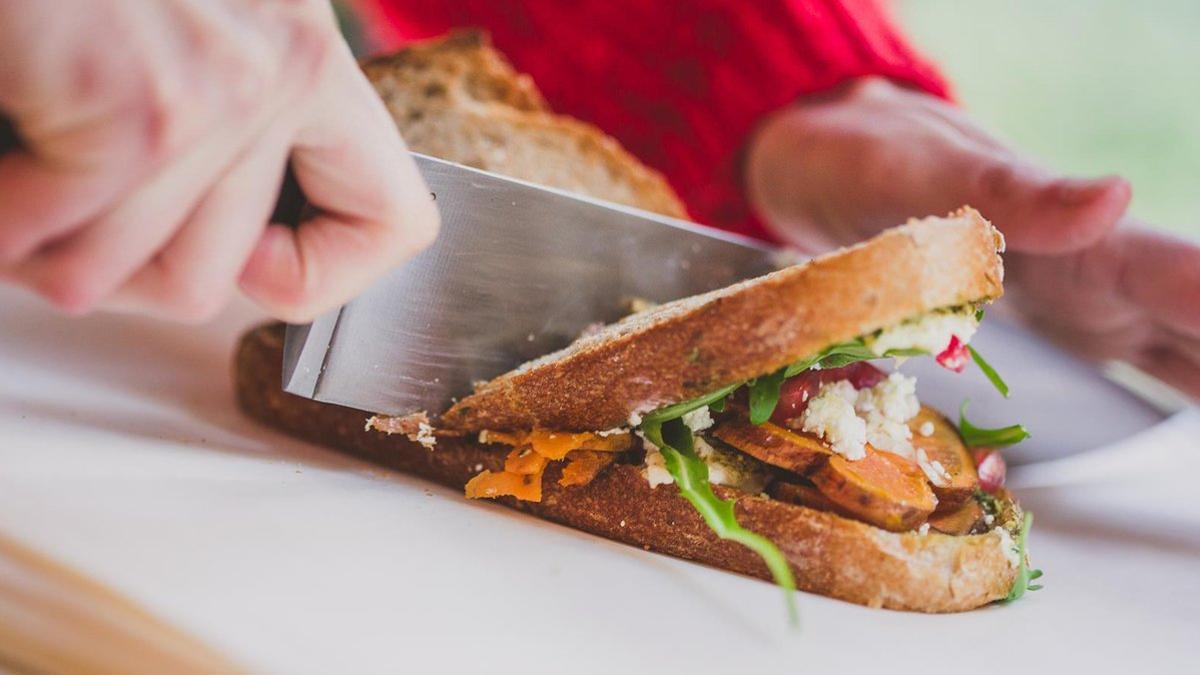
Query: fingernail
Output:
[[1055, 176, 1128, 207]]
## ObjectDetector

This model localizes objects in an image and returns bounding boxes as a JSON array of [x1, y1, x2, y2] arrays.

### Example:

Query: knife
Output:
[[281, 153, 781, 418]]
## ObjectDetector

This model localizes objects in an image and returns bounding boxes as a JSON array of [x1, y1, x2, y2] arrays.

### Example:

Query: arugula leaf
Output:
[[643, 417, 798, 623], [967, 345, 1010, 398], [959, 401, 1030, 447], [975, 307, 986, 322], [1004, 511, 1043, 602], [708, 396, 727, 413], [640, 382, 743, 427], [747, 367, 788, 425]]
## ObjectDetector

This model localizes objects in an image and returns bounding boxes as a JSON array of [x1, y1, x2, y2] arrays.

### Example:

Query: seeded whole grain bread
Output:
[[235, 324, 1017, 612], [362, 30, 687, 219], [233, 33, 1018, 612], [442, 208, 1005, 432]]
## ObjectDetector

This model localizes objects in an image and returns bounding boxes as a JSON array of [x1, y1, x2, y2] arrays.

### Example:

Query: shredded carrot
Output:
[[527, 429, 632, 458], [504, 447, 550, 475], [559, 451, 617, 487], [467, 428, 633, 502]]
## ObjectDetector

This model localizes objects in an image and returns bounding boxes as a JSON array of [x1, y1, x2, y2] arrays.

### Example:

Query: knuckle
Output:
[[973, 162, 1020, 202], [279, 4, 336, 77], [845, 76, 891, 100]]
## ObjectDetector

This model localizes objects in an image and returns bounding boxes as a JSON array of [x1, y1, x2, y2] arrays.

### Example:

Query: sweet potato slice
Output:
[[926, 498, 986, 535], [810, 449, 937, 532], [711, 420, 831, 474], [769, 479, 842, 513], [910, 407, 978, 509]]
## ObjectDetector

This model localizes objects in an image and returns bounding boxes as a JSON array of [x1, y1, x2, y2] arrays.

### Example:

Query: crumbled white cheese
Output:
[[868, 310, 979, 357], [918, 421, 936, 437], [918, 523, 931, 536], [995, 527, 1021, 568], [628, 401, 661, 427], [410, 422, 436, 449], [595, 427, 627, 437], [802, 374, 924, 461], [642, 443, 675, 487], [640, 436, 767, 493], [681, 407, 714, 433], [801, 381, 867, 460], [983, 513, 996, 526]]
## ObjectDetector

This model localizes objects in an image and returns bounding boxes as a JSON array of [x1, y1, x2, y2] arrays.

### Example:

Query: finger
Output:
[[104, 125, 293, 323], [1108, 224, 1200, 335], [238, 49, 439, 322], [949, 154, 1131, 255], [7, 97, 306, 314], [0, 113, 156, 265]]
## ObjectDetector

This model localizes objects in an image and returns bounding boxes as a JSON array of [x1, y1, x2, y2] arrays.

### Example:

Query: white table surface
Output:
[[2, 286, 1198, 675]]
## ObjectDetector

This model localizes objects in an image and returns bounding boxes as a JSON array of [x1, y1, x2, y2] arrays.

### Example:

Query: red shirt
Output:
[[359, 0, 949, 242]]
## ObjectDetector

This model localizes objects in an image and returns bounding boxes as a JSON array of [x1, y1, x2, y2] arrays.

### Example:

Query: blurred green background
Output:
[[902, 0, 1199, 239]]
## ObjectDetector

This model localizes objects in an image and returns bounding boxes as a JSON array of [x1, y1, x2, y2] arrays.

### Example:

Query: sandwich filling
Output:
[[458, 304, 1039, 604]]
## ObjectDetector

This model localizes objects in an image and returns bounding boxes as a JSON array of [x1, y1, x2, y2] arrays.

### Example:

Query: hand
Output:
[[0, 0, 439, 323], [746, 78, 1200, 398]]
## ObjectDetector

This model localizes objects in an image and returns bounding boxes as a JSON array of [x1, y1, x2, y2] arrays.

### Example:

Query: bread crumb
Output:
[[918, 523, 930, 536]]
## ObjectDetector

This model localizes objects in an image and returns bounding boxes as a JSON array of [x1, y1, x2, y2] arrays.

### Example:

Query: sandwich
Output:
[[234, 32, 1039, 614]]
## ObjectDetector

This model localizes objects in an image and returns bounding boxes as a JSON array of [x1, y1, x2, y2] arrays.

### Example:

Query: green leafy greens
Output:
[[747, 368, 788, 425], [640, 382, 742, 428], [967, 345, 1010, 398], [1004, 511, 1043, 601], [641, 416, 799, 623], [959, 401, 1030, 447]]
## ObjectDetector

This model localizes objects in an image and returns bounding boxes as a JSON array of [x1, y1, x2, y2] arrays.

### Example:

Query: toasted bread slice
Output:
[[235, 325, 1019, 612], [442, 209, 1004, 432], [362, 30, 688, 219]]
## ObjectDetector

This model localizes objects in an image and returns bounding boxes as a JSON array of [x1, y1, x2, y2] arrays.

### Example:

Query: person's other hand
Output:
[[0, 0, 438, 323], [746, 77, 1200, 397]]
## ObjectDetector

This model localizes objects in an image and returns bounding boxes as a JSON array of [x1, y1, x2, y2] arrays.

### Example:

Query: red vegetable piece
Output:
[[770, 362, 885, 425], [936, 335, 970, 372], [973, 448, 1007, 493]]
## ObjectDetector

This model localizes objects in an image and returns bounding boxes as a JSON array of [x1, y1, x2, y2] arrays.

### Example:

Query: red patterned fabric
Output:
[[359, 0, 950, 242]]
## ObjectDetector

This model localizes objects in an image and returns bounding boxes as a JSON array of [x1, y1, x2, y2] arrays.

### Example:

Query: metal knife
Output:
[[281, 153, 781, 418]]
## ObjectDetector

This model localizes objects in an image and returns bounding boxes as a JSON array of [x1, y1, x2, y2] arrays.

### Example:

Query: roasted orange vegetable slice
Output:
[[926, 498, 986, 535], [910, 407, 978, 509], [711, 420, 831, 474], [768, 479, 842, 513], [810, 448, 937, 532]]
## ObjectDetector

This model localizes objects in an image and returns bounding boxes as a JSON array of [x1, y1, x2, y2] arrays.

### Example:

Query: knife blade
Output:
[[282, 153, 781, 418]]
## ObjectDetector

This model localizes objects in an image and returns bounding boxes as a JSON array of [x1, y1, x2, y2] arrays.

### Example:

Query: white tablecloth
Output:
[[2, 287, 1197, 674]]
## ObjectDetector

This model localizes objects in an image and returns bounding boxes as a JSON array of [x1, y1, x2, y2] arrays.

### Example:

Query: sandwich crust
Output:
[[442, 209, 1005, 432], [235, 325, 1016, 612]]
